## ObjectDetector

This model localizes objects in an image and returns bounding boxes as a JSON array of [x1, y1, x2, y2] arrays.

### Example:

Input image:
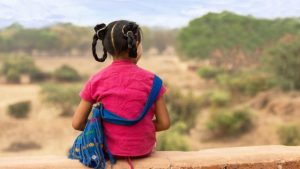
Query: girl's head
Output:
[[92, 20, 142, 62]]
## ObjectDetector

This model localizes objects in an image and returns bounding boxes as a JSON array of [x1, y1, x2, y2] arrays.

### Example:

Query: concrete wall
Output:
[[1, 145, 300, 169]]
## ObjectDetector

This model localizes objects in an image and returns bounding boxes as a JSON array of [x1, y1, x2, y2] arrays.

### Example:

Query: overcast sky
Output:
[[0, 0, 299, 28]]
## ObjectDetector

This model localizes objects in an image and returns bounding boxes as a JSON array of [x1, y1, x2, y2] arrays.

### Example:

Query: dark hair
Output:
[[92, 20, 142, 62]]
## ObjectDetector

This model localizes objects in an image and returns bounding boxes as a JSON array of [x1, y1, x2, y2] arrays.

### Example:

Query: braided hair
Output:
[[92, 20, 141, 62]]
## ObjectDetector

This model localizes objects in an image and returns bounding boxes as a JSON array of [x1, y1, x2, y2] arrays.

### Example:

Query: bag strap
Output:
[[93, 75, 163, 126]]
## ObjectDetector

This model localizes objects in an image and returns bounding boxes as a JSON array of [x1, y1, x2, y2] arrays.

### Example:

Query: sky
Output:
[[0, 0, 299, 28]]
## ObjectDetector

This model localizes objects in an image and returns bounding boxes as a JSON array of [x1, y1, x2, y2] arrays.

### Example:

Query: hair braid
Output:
[[92, 23, 107, 62], [122, 22, 139, 58]]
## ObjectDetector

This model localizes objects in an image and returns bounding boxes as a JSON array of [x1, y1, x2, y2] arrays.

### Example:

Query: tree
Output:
[[177, 11, 300, 59], [263, 36, 300, 90]]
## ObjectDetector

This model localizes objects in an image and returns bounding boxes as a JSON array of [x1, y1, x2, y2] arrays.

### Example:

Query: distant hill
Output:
[[177, 11, 300, 59], [3, 12, 299, 58], [0, 23, 92, 55], [0, 23, 176, 55]]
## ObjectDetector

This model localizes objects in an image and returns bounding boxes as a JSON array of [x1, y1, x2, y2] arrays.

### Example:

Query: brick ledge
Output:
[[1, 145, 300, 169]]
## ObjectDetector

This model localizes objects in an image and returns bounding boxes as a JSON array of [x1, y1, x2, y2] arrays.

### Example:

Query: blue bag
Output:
[[68, 75, 163, 169]]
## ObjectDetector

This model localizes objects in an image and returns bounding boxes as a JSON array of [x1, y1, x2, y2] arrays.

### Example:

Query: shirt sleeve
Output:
[[155, 83, 167, 102], [79, 79, 95, 104]]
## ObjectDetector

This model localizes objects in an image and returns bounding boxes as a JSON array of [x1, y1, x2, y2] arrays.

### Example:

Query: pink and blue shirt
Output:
[[80, 59, 166, 157]]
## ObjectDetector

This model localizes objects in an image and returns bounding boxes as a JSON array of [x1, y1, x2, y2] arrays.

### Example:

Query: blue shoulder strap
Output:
[[94, 75, 163, 126]]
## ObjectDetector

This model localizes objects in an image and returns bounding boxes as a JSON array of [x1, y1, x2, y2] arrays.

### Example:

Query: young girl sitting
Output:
[[71, 20, 170, 167]]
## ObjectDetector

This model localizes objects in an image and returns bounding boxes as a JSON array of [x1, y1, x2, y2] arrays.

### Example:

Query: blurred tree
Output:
[[0, 23, 176, 55], [263, 36, 300, 90], [141, 27, 177, 53], [177, 11, 300, 59]]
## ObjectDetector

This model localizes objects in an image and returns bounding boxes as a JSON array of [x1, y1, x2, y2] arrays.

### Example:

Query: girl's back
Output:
[[80, 59, 166, 156]]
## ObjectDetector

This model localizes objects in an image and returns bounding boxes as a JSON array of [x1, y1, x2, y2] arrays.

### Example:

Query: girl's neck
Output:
[[112, 56, 137, 64]]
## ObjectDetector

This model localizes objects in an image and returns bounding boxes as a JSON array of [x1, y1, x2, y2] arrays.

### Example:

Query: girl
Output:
[[71, 20, 170, 166]]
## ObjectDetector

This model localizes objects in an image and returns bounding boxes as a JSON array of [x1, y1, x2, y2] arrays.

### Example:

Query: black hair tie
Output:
[[95, 23, 107, 40], [122, 22, 139, 58], [92, 23, 108, 62]]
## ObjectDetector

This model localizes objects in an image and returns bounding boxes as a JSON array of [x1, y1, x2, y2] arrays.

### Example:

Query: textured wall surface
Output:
[[1, 145, 300, 169]]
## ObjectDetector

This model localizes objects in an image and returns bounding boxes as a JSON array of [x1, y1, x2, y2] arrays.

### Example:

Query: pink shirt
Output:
[[79, 59, 166, 157]]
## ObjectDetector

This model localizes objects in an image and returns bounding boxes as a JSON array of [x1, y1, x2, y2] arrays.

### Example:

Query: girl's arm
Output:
[[153, 96, 170, 131], [72, 99, 93, 131]]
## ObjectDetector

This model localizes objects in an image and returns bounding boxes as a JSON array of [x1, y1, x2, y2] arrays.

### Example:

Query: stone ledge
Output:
[[1, 145, 300, 169]]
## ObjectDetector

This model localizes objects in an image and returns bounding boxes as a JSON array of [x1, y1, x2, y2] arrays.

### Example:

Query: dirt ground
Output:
[[0, 53, 299, 157], [0, 53, 207, 157]]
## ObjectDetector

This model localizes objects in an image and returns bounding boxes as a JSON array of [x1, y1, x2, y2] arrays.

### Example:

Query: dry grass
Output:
[[0, 53, 207, 156], [1, 53, 299, 156]]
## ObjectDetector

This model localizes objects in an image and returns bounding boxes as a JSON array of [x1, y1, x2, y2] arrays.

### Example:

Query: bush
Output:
[[156, 122, 190, 151], [277, 125, 300, 146], [216, 71, 271, 96], [165, 88, 201, 132], [1, 55, 35, 74], [198, 66, 222, 79], [53, 65, 80, 82], [7, 101, 31, 118], [1, 55, 48, 83], [263, 36, 300, 90], [6, 69, 21, 83], [4, 141, 41, 152], [206, 108, 254, 137], [41, 83, 81, 117], [29, 67, 50, 82], [208, 90, 231, 107]]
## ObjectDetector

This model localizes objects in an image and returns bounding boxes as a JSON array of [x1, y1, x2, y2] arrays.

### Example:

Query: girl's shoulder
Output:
[[136, 66, 155, 76], [134, 66, 163, 84], [86, 65, 111, 84]]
